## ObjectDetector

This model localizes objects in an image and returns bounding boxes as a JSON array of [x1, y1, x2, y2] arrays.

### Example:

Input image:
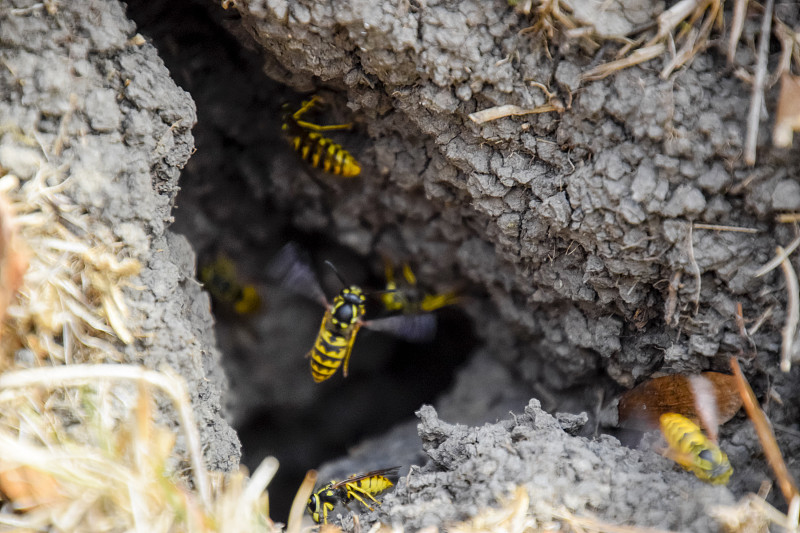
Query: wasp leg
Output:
[[381, 259, 405, 312], [341, 323, 362, 378], [420, 291, 460, 312], [384, 258, 397, 285], [401, 263, 418, 286], [295, 119, 353, 132], [294, 95, 354, 132], [346, 483, 383, 511], [292, 95, 322, 121]]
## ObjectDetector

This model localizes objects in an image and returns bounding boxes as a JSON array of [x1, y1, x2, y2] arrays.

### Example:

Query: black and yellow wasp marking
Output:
[[307, 467, 399, 524], [199, 253, 261, 315], [282, 95, 361, 177], [268, 244, 437, 383], [309, 285, 366, 383], [659, 413, 733, 485], [381, 260, 459, 314]]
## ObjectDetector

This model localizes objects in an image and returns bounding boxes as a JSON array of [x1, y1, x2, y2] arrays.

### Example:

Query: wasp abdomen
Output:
[[291, 131, 361, 177], [349, 474, 394, 496], [659, 413, 732, 485], [283, 96, 362, 177], [309, 327, 353, 383]]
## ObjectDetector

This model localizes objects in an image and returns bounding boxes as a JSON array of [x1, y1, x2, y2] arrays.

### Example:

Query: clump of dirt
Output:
[[0, 0, 239, 472], [386, 401, 734, 532]]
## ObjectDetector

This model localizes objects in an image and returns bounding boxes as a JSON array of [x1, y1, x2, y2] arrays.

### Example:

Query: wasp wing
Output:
[[267, 243, 328, 307], [329, 467, 401, 490], [364, 313, 436, 343]]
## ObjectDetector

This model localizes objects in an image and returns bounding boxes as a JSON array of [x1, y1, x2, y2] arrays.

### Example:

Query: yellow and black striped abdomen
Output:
[[659, 413, 732, 485], [291, 131, 361, 177], [200, 254, 262, 315], [282, 96, 362, 178], [308, 315, 360, 383], [347, 473, 395, 497]]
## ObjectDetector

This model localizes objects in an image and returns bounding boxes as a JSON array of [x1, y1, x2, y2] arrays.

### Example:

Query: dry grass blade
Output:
[[0, 364, 211, 507], [661, 27, 700, 78], [744, 0, 774, 166], [687, 225, 701, 315], [790, 494, 800, 531], [666, 0, 720, 78], [651, 0, 711, 43], [692, 223, 758, 233], [773, 73, 800, 148], [517, 0, 595, 53], [581, 44, 666, 82], [727, 0, 748, 64], [240, 456, 279, 516], [469, 102, 563, 124], [773, 20, 799, 87], [730, 357, 799, 505], [0, 149, 141, 368], [754, 236, 800, 277], [735, 301, 757, 356], [287, 469, 317, 533], [710, 492, 796, 532], [776, 246, 799, 372], [446, 486, 679, 533], [664, 271, 681, 327], [450, 486, 535, 533], [551, 507, 677, 533], [0, 364, 280, 532]]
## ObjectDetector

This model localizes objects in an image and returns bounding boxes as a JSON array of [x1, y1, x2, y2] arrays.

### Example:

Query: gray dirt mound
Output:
[[0, 0, 240, 472], [228, 0, 800, 420], [323, 401, 735, 531], [10, 0, 797, 530]]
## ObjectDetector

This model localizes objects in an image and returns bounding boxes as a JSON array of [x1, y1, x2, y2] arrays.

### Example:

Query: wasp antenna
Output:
[[324, 260, 349, 288]]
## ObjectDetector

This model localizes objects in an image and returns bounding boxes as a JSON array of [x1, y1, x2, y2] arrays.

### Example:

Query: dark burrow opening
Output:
[[124, 0, 478, 521]]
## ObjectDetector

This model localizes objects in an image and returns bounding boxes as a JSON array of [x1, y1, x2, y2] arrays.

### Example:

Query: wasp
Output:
[[269, 244, 436, 382], [199, 253, 261, 315], [282, 95, 361, 177], [308, 284, 367, 383], [381, 260, 459, 314], [659, 413, 733, 485], [307, 467, 399, 524]]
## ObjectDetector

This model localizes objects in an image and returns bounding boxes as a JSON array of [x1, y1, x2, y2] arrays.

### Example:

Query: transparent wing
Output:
[[364, 313, 437, 343], [267, 243, 327, 306], [329, 467, 401, 490]]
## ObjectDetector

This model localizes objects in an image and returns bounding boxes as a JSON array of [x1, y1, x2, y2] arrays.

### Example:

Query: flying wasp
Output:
[[381, 260, 459, 314], [269, 244, 436, 383], [199, 253, 262, 315], [659, 412, 733, 485], [307, 467, 399, 524], [282, 95, 362, 177]]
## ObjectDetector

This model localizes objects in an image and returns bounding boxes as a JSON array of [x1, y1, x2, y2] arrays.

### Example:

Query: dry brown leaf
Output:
[[617, 372, 742, 431], [0, 192, 29, 338], [0, 464, 63, 511]]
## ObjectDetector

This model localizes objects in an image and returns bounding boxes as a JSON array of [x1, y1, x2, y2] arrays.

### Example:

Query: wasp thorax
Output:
[[331, 288, 365, 327], [343, 286, 365, 305]]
